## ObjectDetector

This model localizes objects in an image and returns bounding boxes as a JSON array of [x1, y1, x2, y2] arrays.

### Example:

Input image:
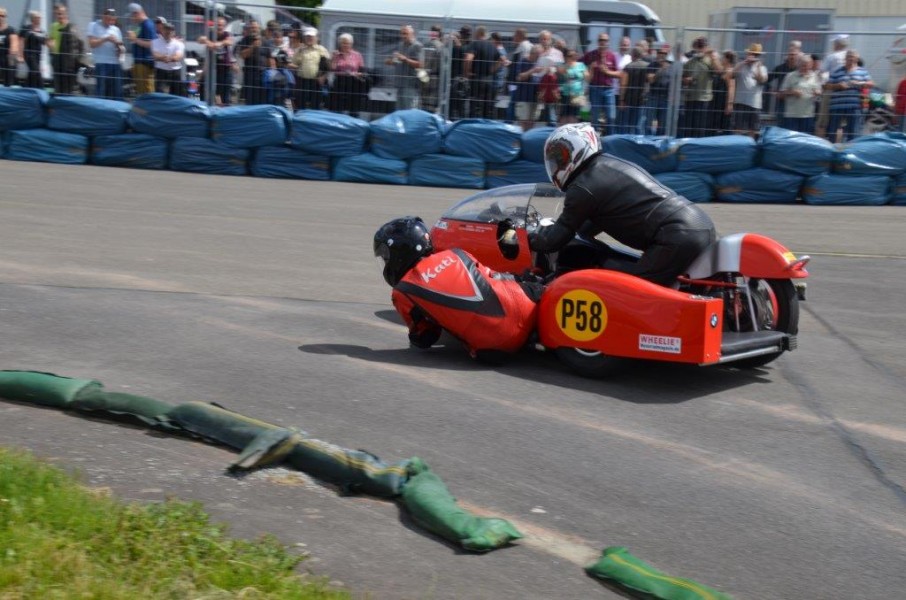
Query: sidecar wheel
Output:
[[554, 347, 623, 378]]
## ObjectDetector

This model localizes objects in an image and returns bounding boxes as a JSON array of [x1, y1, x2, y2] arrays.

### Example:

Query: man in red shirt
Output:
[[581, 32, 621, 136], [374, 217, 540, 361]]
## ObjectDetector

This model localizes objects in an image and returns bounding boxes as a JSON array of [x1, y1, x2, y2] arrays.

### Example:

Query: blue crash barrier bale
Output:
[[333, 152, 408, 185], [369, 109, 444, 160], [485, 159, 549, 188], [91, 133, 169, 169], [802, 174, 892, 206], [5, 129, 88, 164], [169, 137, 248, 176], [715, 168, 804, 203], [128, 93, 211, 139], [520, 126, 556, 163], [892, 173, 906, 206], [603, 135, 678, 174], [833, 134, 906, 176], [759, 126, 836, 176], [211, 105, 292, 148], [675, 134, 758, 174], [653, 171, 714, 203], [290, 110, 370, 157], [250, 146, 331, 180], [0, 87, 49, 131], [46, 96, 131, 136], [409, 153, 486, 189], [443, 119, 522, 163]]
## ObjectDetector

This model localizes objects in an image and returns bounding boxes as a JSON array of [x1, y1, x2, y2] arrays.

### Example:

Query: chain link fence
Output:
[[5, 2, 906, 140]]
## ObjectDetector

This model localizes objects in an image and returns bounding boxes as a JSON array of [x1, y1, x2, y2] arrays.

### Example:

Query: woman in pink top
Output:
[[330, 33, 367, 117]]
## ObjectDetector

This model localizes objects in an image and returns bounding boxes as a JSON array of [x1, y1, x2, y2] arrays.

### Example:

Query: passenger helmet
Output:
[[373, 216, 434, 286], [543, 123, 601, 190]]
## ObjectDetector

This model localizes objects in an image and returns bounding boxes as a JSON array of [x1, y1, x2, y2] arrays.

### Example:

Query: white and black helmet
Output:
[[543, 123, 602, 190]]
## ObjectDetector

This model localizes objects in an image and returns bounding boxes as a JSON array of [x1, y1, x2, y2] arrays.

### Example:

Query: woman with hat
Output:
[[731, 42, 768, 138]]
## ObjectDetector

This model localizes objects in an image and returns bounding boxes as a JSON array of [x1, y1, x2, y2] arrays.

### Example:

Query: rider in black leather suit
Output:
[[529, 126, 717, 286]]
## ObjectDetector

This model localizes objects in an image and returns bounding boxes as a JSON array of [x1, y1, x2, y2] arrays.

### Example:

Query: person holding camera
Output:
[[731, 42, 768, 138]]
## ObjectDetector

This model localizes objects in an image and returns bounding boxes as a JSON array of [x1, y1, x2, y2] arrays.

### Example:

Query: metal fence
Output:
[[7, 2, 906, 141]]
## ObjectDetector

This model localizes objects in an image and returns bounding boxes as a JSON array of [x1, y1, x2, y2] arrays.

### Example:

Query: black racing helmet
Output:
[[373, 216, 434, 286]]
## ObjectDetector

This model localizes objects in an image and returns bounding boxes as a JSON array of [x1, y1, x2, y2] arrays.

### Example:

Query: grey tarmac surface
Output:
[[1, 161, 904, 600]]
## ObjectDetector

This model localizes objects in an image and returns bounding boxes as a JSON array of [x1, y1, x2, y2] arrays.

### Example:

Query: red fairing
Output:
[[392, 249, 538, 353], [431, 219, 533, 274], [740, 234, 810, 279]]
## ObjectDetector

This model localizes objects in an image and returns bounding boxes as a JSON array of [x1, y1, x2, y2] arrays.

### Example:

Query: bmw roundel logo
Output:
[[710, 314, 719, 328]]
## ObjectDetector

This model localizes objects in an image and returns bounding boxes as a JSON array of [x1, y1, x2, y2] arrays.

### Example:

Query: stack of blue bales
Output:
[[1, 84, 905, 205]]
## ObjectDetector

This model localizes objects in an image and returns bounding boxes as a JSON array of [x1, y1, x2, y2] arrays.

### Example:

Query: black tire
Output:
[[554, 347, 624, 378], [731, 278, 799, 369]]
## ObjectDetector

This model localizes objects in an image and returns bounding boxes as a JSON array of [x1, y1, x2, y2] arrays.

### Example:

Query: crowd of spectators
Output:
[[1, 8, 904, 141]]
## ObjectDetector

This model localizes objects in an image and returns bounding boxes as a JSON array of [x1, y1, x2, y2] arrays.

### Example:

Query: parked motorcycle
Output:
[[430, 183, 810, 377]]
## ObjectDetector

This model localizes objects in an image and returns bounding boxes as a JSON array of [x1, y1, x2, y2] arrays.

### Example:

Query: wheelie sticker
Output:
[[556, 290, 607, 342]]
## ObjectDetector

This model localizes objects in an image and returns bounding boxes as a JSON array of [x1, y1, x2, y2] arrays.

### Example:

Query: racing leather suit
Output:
[[392, 248, 538, 356], [529, 152, 717, 286]]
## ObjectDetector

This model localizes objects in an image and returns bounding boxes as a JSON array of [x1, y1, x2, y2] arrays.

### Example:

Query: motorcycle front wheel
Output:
[[729, 278, 799, 369]]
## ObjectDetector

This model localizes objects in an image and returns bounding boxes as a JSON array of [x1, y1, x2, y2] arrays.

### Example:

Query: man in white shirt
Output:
[[87, 8, 124, 100], [151, 21, 184, 96]]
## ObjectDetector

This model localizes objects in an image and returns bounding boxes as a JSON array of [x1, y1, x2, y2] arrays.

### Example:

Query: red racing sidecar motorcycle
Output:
[[430, 184, 810, 376]]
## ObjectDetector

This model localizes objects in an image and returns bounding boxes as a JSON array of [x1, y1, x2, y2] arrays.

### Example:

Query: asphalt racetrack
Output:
[[1, 161, 904, 599]]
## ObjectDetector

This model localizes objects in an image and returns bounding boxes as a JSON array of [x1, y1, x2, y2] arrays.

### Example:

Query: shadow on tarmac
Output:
[[298, 310, 777, 405]]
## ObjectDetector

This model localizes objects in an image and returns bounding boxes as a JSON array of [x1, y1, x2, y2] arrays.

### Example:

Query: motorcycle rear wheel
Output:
[[730, 278, 799, 369], [554, 347, 624, 378]]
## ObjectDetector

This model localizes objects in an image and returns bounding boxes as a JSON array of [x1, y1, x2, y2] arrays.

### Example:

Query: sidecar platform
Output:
[[716, 331, 797, 365]]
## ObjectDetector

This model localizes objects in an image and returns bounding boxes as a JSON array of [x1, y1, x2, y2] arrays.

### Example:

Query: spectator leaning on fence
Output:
[[18, 10, 48, 89], [582, 32, 619, 136], [731, 42, 768, 138], [385, 24, 423, 111], [87, 8, 124, 100], [825, 49, 873, 142], [126, 3, 156, 95], [198, 17, 236, 106], [0, 8, 20, 87], [49, 4, 81, 95]]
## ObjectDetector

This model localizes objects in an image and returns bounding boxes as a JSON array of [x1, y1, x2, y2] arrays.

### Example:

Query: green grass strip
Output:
[[0, 447, 348, 599]]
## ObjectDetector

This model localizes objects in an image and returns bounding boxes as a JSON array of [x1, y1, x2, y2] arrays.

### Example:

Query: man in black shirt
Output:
[[463, 25, 498, 119], [19, 10, 48, 88], [0, 9, 19, 87]]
